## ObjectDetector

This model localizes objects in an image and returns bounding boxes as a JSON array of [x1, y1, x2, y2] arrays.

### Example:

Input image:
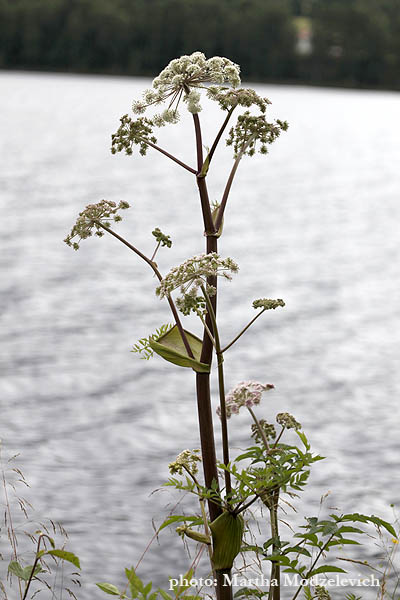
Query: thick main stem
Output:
[[193, 113, 232, 600]]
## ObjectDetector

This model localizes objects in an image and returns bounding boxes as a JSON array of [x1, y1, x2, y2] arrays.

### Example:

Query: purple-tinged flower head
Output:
[[217, 381, 274, 419]]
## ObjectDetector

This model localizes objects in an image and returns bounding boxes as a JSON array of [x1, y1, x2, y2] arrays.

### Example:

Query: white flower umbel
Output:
[[132, 52, 241, 122], [217, 381, 274, 419], [64, 200, 130, 250], [168, 449, 201, 476], [156, 253, 239, 299]]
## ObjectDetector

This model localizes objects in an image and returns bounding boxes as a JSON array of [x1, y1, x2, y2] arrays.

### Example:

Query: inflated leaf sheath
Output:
[[210, 511, 244, 571], [149, 325, 210, 373]]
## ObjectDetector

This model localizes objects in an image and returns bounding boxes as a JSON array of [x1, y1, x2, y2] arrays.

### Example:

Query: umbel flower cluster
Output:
[[111, 52, 288, 158], [132, 52, 241, 120], [168, 449, 202, 476], [217, 381, 275, 419], [64, 200, 130, 250], [253, 298, 285, 310], [250, 413, 302, 444], [227, 112, 289, 157], [156, 253, 239, 299], [251, 420, 277, 443], [276, 412, 301, 430], [152, 227, 172, 249]]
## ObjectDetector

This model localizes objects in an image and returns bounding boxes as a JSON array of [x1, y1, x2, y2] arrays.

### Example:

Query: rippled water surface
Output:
[[1, 71, 400, 598]]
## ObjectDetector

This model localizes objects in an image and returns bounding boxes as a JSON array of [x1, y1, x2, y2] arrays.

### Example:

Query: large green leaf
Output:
[[308, 565, 347, 577], [8, 561, 42, 581], [47, 549, 81, 569], [149, 326, 210, 373]]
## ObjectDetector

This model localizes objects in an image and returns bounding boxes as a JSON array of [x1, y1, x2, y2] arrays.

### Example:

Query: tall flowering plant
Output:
[[65, 53, 398, 600]]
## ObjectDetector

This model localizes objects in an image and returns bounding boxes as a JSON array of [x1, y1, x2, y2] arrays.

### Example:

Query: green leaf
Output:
[[8, 561, 42, 581], [8, 561, 26, 580], [143, 582, 152, 595], [158, 590, 173, 600], [294, 533, 318, 545], [47, 549, 81, 569], [336, 526, 365, 535], [341, 513, 397, 538], [368, 515, 397, 538], [296, 431, 310, 450], [159, 515, 200, 532], [308, 565, 347, 577], [149, 326, 210, 373], [284, 545, 311, 558], [96, 583, 121, 596], [125, 567, 143, 596], [303, 586, 313, 600], [177, 568, 194, 595]]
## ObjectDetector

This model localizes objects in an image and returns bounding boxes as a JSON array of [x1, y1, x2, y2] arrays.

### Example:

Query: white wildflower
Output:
[[131, 51, 241, 124], [64, 200, 130, 250], [156, 253, 239, 299], [168, 449, 202, 476]]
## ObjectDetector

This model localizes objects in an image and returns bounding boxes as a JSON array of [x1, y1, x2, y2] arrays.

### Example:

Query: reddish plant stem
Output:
[[144, 139, 197, 174], [192, 113, 204, 172], [207, 108, 235, 166], [214, 135, 256, 232], [197, 176, 216, 234], [192, 112, 232, 600]]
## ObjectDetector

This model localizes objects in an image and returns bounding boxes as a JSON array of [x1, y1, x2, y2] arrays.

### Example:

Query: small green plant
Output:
[[64, 52, 398, 600], [0, 442, 81, 599]]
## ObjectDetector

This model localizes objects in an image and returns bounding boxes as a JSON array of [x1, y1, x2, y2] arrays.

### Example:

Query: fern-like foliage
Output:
[[131, 324, 173, 360]]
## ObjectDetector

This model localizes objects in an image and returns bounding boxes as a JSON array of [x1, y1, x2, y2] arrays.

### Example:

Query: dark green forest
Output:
[[1, 0, 400, 89]]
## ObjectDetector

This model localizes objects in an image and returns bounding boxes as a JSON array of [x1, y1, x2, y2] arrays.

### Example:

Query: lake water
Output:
[[1, 71, 400, 599]]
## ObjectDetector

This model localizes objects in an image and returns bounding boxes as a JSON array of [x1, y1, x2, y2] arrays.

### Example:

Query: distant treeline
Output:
[[1, 0, 400, 89]]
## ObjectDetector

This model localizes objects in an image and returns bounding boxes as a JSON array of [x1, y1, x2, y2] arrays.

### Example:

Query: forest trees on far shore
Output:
[[1, 0, 400, 89]]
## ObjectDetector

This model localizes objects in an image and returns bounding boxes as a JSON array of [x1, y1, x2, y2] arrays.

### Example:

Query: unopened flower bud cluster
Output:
[[152, 227, 172, 248], [253, 298, 285, 310], [217, 381, 274, 419], [207, 86, 271, 113], [176, 288, 206, 317], [251, 420, 277, 443], [156, 253, 238, 299], [227, 112, 289, 157], [276, 412, 301, 430], [168, 449, 202, 476], [64, 200, 130, 250], [314, 587, 331, 600]]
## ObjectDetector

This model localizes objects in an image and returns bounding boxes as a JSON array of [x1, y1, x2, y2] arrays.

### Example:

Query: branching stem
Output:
[[143, 139, 197, 174], [203, 108, 235, 171], [94, 222, 194, 359], [221, 308, 266, 353], [215, 134, 257, 232], [291, 533, 337, 600]]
